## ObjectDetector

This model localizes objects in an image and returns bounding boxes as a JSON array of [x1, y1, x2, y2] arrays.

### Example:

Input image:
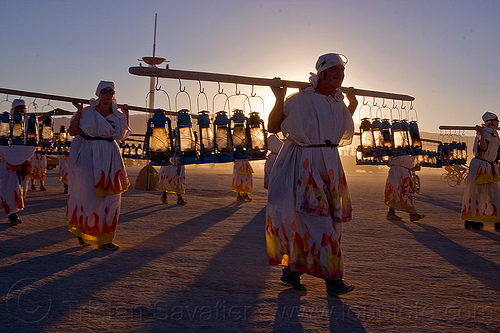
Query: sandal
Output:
[[410, 213, 425, 222], [98, 243, 120, 251], [280, 267, 306, 290], [326, 279, 355, 296]]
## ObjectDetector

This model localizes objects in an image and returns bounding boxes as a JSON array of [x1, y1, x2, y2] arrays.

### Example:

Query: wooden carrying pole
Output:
[[128, 66, 416, 101], [439, 125, 500, 131], [0, 87, 173, 115]]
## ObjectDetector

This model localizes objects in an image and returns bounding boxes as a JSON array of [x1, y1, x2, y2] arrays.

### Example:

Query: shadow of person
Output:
[[328, 296, 367, 333], [272, 288, 307, 332]]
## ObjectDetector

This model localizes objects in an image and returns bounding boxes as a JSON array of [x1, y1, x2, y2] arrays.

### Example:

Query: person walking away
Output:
[[385, 155, 425, 222], [67, 81, 131, 251], [264, 133, 283, 190], [232, 159, 253, 201], [29, 151, 47, 191], [157, 157, 187, 205], [266, 53, 358, 295], [461, 111, 500, 231]]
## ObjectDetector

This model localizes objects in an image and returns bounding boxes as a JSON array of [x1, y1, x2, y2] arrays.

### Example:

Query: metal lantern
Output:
[[391, 119, 407, 155], [459, 142, 467, 164], [408, 120, 423, 154], [437, 142, 445, 166], [360, 117, 375, 159], [58, 125, 67, 144], [124, 144, 132, 158], [176, 109, 198, 164], [136, 144, 144, 159], [230, 109, 249, 160], [198, 110, 217, 163], [0, 112, 11, 146], [381, 118, 393, 152], [145, 109, 173, 165], [25, 114, 39, 146], [443, 142, 451, 165], [248, 111, 267, 160], [371, 117, 384, 151], [40, 115, 54, 146], [11, 110, 25, 145], [213, 110, 234, 162]]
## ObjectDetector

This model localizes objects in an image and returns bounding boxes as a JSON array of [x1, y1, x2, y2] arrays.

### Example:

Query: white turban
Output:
[[309, 53, 348, 88], [482, 111, 498, 126], [95, 80, 115, 96], [11, 99, 26, 109], [90, 80, 116, 107]]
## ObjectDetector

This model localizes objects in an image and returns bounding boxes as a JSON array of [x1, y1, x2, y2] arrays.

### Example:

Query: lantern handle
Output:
[[28, 99, 39, 114], [400, 101, 408, 120], [212, 90, 230, 117], [358, 96, 372, 122], [390, 100, 400, 121], [156, 88, 172, 111], [408, 103, 418, 123], [197, 89, 209, 113], [226, 92, 249, 116], [41, 100, 55, 114], [244, 94, 265, 117], [0, 95, 11, 112], [175, 89, 192, 112]]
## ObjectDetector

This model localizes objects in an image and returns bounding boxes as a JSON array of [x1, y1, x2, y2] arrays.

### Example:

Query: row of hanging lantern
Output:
[[0, 110, 40, 146], [436, 131, 468, 166], [357, 99, 423, 165], [144, 82, 268, 166]]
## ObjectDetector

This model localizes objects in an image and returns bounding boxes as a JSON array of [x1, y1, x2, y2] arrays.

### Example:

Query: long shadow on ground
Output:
[[0, 203, 241, 332]]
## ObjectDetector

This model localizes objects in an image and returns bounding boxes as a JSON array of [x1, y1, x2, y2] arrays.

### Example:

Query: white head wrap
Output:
[[309, 53, 348, 88], [90, 80, 116, 107], [11, 99, 26, 109], [482, 111, 498, 126]]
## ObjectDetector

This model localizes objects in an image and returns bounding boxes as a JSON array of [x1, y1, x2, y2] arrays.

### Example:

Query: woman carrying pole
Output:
[[68, 81, 131, 250], [461, 112, 500, 231], [266, 53, 358, 295]]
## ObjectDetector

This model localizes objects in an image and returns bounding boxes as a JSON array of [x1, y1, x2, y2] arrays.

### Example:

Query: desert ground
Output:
[[1, 160, 499, 333]]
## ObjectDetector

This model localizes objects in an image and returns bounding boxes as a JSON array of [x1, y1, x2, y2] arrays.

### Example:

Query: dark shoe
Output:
[[98, 243, 120, 251], [31, 185, 37, 191], [8, 213, 22, 226], [40, 185, 47, 191], [387, 213, 402, 221], [177, 196, 187, 205], [410, 213, 425, 222], [464, 220, 472, 229], [76, 236, 91, 246], [280, 267, 306, 290], [495, 222, 500, 232], [64, 184, 68, 194], [161, 192, 168, 204], [236, 194, 245, 201], [326, 279, 355, 296], [242, 194, 253, 202], [470, 221, 484, 230]]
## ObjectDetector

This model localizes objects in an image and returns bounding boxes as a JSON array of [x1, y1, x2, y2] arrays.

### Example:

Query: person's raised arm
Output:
[[121, 104, 130, 126], [69, 102, 84, 136], [344, 87, 358, 116], [476, 125, 487, 150], [268, 85, 287, 133]]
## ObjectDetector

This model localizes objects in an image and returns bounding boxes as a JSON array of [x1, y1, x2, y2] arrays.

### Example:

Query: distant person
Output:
[[0, 99, 36, 225], [264, 134, 283, 190], [385, 155, 425, 222], [29, 151, 47, 191], [266, 53, 358, 295], [68, 81, 131, 251], [232, 159, 253, 201], [157, 157, 187, 205], [58, 154, 69, 194], [461, 111, 500, 231]]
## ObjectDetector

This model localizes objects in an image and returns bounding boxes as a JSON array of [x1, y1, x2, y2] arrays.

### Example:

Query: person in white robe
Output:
[[0, 99, 36, 225], [232, 160, 253, 201], [266, 53, 358, 295], [264, 134, 283, 190], [67, 81, 130, 251], [384, 155, 424, 221], [29, 151, 47, 191], [461, 111, 500, 231], [157, 157, 187, 205]]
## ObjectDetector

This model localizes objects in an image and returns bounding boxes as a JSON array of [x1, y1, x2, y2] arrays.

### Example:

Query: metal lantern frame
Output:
[[145, 109, 174, 165], [197, 86, 217, 163], [244, 93, 268, 160], [226, 90, 251, 160], [0, 111, 11, 146], [212, 87, 234, 162], [407, 103, 423, 155], [174, 86, 199, 165]]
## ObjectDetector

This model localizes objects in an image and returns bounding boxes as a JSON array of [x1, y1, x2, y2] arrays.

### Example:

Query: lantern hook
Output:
[[250, 85, 257, 97], [217, 82, 224, 94], [28, 98, 39, 114], [155, 77, 162, 91], [235, 83, 241, 96], [198, 80, 204, 94], [178, 79, 186, 93]]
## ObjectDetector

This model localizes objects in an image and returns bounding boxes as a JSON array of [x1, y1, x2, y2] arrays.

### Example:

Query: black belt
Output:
[[80, 134, 114, 142], [305, 140, 338, 148]]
